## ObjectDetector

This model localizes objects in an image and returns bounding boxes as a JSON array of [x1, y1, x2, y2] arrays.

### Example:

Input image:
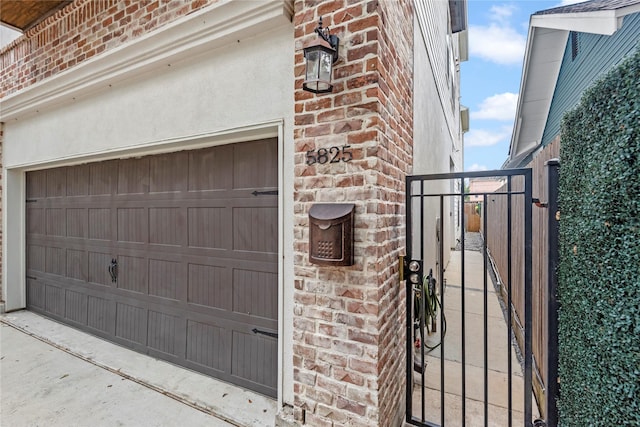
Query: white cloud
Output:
[[468, 4, 527, 65], [559, 0, 585, 5], [464, 127, 512, 147], [469, 24, 526, 65], [467, 163, 489, 172], [489, 4, 516, 24], [472, 92, 518, 121]]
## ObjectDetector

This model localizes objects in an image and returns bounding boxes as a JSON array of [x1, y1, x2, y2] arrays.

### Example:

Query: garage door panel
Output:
[[46, 208, 66, 236], [150, 152, 188, 193], [45, 284, 65, 316], [88, 251, 114, 286], [150, 207, 185, 246], [27, 279, 45, 309], [187, 207, 228, 249], [233, 207, 277, 253], [67, 208, 88, 238], [148, 310, 181, 356], [66, 165, 90, 197], [46, 247, 66, 276], [233, 139, 277, 189], [187, 263, 230, 310], [232, 331, 277, 391], [88, 208, 112, 240], [89, 161, 117, 196], [87, 295, 115, 334], [27, 170, 47, 198], [115, 303, 147, 345], [47, 168, 67, 198], [233, 269, 277, 320], [66, 249, 88, 281], [186, 319, 229, 372], [27, 208, 46, 235], [117, 255, 148, 294], [188, 145, 233, 192], [26, 139, 279, 398], [118, 158, 150, 195], [117, 208, 147, 243], [65, 289, 88, 324], [27, 244, 46, 272], [149, 259, 182, 301]]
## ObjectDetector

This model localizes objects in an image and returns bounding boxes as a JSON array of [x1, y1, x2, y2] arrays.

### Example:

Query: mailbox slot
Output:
[[309, 203, 355, 266]]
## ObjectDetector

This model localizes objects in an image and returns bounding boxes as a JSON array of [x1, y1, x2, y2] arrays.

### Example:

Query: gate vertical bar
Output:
[[459, 179, 466, 425], [440, 194, 446, 427], [405, 176, 413, 422], [545, 159, 560, 427], [420, 180, 426, 423], [524, 168, 533, 426], [483, 194, 489, 426], [507, 176, 513, 427]]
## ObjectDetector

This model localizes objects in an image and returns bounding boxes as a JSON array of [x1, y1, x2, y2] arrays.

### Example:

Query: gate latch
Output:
[[108, 258, 118, 283]]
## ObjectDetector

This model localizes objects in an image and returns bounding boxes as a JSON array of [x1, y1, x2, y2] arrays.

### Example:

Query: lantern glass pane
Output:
[[319, 50, 332, 81], [305, 50, 319, 80]]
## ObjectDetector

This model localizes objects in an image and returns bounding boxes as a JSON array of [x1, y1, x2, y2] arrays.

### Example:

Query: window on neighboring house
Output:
[[571, 31, 580, 61]]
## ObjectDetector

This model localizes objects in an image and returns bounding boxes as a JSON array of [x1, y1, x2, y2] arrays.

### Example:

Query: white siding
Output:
[[413, 0, 464, 271]]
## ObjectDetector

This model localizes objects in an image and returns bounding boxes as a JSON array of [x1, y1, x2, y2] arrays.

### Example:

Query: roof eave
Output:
[[507, 24, 567, 162], [530, 5, 640, 35]]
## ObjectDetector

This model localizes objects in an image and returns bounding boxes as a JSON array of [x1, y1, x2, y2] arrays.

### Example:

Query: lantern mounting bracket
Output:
[[314, 17, 339, 63]]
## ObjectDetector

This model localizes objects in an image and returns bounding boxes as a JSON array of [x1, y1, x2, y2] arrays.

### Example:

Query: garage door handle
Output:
[[252, 328, 278, 339], [108, 259, 118, 283]]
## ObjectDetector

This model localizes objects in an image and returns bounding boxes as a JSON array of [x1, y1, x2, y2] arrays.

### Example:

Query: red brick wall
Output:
[[0, 0, 218, 98], [291, 0, 413, 425]]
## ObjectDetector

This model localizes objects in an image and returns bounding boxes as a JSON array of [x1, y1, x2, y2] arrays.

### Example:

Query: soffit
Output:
[[1, 1, 72, 32]]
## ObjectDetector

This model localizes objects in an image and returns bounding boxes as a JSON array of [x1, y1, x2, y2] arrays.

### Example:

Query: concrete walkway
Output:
[[411, 246, 540, 426], [0, 311, 276, 427]]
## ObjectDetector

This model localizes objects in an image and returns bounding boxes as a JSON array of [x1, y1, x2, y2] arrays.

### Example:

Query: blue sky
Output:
[[462, 0, 583, 171]]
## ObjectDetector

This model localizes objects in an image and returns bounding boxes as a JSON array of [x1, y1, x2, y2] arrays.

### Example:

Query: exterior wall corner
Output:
[[290, 0, 414, 424]]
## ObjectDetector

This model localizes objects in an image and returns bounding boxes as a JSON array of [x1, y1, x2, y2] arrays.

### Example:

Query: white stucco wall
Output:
[[4, 28, 292, 167], [1, 9, 295, 406], [412, 10, 464, 276]]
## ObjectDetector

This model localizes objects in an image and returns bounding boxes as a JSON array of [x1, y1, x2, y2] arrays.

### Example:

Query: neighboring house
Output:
[[0, 1, 467, 426], [467, 177, 505, 202], [490, 0, 640, 417], [505, 0, 640, 168]]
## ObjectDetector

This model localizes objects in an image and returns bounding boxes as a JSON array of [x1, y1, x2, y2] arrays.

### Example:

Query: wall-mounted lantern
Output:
[[302, 17, 339, 94]]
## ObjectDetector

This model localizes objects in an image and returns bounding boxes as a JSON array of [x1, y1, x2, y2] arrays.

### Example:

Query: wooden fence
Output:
[[464, 202, 481, 232], [485, 138, 560, 416]]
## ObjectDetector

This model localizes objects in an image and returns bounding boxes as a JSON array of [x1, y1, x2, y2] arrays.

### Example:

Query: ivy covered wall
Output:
[[558, 48, 639, 425]]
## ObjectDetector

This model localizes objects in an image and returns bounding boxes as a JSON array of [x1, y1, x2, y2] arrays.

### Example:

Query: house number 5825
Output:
[[306, 145, 353, 165]]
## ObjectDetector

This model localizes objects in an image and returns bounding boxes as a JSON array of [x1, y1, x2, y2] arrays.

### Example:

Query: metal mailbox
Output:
[[309, 203, 355, 266]]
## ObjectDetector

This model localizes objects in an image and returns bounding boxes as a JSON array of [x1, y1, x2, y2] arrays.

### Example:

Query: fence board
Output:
[[485, 138, 560, 416], [464, 202, 481, 232]]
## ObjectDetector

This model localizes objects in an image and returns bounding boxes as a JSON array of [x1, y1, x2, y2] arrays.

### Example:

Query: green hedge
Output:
[[558, 48, 640, 426]]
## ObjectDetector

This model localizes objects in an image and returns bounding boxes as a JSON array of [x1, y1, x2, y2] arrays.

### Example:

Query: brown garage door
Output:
[[25, 139, 279, 397]]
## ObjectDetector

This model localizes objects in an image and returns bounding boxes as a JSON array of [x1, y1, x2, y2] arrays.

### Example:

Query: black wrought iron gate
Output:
[[404, 169, 534, 427]]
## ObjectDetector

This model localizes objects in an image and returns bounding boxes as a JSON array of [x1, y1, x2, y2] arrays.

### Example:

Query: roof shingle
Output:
[[534, 0, 640, 16]]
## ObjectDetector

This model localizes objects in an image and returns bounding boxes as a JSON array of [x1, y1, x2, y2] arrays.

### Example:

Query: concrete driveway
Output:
[[1, 312, 276, 427]]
